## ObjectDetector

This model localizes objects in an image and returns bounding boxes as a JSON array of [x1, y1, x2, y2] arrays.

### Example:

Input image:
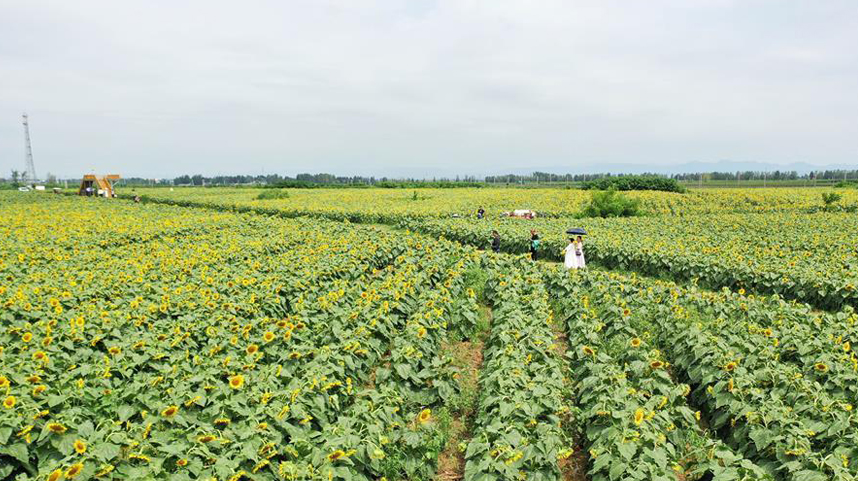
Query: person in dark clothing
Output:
[[491, 230, 500, 253], [477, 207, 485, 219], [530, 230, 540, 261]]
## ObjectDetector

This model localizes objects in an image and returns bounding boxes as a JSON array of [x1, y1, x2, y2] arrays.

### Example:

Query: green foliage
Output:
[[464, 258, 571, 481], [822, 192, 842, 206], [813, 192, 858, 213], [265, 180, 484, 189], [255, 189, 291, 200], [581, 175, 686, 193], [580, 188, 641, 218], [462, 265, 489, 306]]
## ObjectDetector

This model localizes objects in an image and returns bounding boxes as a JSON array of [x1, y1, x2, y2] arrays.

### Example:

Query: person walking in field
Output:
[[564, 238, 578, 269], [477, 206, 485, 219], [575, 235, 586, 268], [491, 230, 501, 253], [564, 235, 586, 269], [530, 230, 540, 261]]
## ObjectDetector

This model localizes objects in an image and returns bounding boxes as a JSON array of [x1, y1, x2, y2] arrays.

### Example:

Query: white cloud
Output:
[[1, 0, 856, 178]]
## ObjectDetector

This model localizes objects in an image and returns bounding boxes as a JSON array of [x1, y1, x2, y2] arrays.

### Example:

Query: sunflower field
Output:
[[123, 186, 858, 220], [399, 212, 858, 310], [2, 189, 857, 481]]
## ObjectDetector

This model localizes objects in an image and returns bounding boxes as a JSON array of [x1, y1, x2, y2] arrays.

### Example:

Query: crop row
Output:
[[547, 267, 858, 480], [0, 195, 483, 480], [464, 257, 572, 481], [122, 186, 858, 219], [548, 269, 770, 480], [398, 214, 858, 310]]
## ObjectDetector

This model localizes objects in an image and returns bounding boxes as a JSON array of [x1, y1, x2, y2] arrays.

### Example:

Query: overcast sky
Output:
[[1, 0, 857, 179]]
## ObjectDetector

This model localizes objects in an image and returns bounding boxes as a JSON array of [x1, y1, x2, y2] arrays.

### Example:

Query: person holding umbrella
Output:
[[564, 228, 587, 269]]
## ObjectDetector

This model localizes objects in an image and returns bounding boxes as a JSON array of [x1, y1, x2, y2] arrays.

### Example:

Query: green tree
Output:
[[581, 188, 640, 218]]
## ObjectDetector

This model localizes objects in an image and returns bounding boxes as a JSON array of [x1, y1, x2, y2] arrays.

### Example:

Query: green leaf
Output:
[[792, 470, 827, 481], [0, 427, 12, 445], [92, 442, 122, 461], [748, 428, 773, 450], [118, 405, 136, 421], [0, 442, 29, 464], [617, 442, 637, 461]]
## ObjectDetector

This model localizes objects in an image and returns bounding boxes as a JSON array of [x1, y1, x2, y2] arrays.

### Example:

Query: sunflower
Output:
[[417, 408, 432, 424], [633, 408, 645, 425], [289, 352, 301, 360], [129, 453, 150, 463], [176, 459, 189, 467], [197, 434, 217, 443], [2, 396, 15, 409], [26, 374, 41, 383], [32, 351, 47, 361], [814, 362, 829, 373], [630, 338, 642, 348], [327, 450, 346, 462], [724, 361, 737, 372], [582, 346, 595, 357], [108, 346, 121, 356], [74, 439, 87, 455], [738, 288, 745, 295], [246, 344, 259, 355], [214, 418, 231, 427], [47, 422, 67, 434], [161, 405, 179, 418], [416, 327, 427, 339], [622, 308, 631, 317], [650, 360, 664, 369], [0, 376, 8, 388], [65, 462, 84, 479], [229, 375, 245, 389], [263, 332, 275, 343], [94, 464, 115, 477], [47, 469, 63, 481], [22, 332, 33, 343], [33, 385, 47, 396], [762, 328, 773, 337]]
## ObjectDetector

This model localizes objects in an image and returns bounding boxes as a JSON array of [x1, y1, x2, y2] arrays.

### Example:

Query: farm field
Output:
[[402, 212, 858, 310], [125, 186, 858, 219], [1, 189, 856, 481], [124, 187, 858, 310]]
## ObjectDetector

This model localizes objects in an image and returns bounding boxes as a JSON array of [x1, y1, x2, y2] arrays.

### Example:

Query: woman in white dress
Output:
[[564, 238, 579, 269], [575, 235, 586, 268]]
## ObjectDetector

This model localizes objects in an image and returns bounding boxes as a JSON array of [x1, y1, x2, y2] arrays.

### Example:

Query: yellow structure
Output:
[[79, 174, 121, 197]]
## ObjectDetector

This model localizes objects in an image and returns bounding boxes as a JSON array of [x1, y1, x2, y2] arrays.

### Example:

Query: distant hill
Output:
[[489, 161, 858, 177]]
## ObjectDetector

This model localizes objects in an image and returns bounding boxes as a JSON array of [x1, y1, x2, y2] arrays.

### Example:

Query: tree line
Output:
[[3, 169, 857, 188]]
